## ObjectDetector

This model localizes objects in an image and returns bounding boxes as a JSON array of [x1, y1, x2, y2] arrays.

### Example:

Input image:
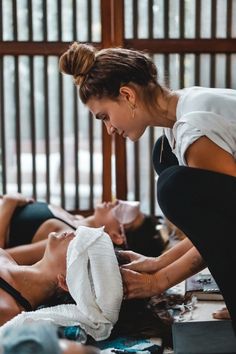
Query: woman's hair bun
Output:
[[59, 42, 96, 86]]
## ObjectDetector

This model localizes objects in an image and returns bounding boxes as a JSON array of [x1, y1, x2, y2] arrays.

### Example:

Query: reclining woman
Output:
[[1, 193, 165, 265], [0, 229, 75, 325], [0, 225, 170, 345]]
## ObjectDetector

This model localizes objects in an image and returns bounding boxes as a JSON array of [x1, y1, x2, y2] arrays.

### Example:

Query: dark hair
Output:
[[125, 215, 166, 257], [59, 42, 162, 108]]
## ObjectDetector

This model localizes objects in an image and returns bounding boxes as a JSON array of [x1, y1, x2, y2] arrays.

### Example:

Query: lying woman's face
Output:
[[94, 200, 119, 223], [44, 231, 75, 272], [94, 200, 141, 229]]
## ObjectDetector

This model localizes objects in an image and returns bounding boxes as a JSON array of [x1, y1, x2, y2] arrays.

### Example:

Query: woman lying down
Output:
[[0, 226, 171, 346]]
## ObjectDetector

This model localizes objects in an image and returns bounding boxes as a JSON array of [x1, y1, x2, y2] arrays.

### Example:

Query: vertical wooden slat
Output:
[[179, 0, 184, 88], [0, 57, 6, 194], [0, 1, 6, 194], [195, 0, 201, 85], [226, 0, 232, 88], [58, 0, 62, 41], [88, 0, 92, 41], [73, 89, 79, 209], [28, 0, 33, 41], [112, 0, 127, 200], [15, 57, 21, 191], [89, 114, 94, 209], [0, 0, 2, 41], [42, 0, 48, 41], [59, 73, 65, 207], [88, 0, 94, 207], [57, 1, 65, 206], [101, 0, 112, 202], [29, 57, 37, 197], [44, 56, 50, 202], [72, 0, 79, 208], [13, 0, 17, 40], [210, 0, 216, 87], [148, 0, 153, 39], [28, 2, 36, 197], [132, 0, 138, 39], [72, 0, 77, 40], [164, 0, 169, 86], [227, 0, 232, 38], [164, 0, 169, 39]]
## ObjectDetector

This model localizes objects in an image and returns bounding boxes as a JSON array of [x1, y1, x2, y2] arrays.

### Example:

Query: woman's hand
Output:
[[118, 250, 158, 273], [3, 193, 34, 208], [120, 268, 159, 299]]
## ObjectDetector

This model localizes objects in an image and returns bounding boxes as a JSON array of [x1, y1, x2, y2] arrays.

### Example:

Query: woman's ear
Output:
[[119, 86, 136, 107], [57, 274, 69, 292]]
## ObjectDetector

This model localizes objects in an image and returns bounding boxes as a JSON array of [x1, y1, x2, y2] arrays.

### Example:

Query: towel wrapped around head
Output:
[[66, 225, 123, 333], [0, 226, 123, 341]]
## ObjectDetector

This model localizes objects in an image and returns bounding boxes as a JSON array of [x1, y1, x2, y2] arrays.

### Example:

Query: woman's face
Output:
[[87, 95, 147, 142], [44, 231, 75, 273], [94, 201, 121, 233]]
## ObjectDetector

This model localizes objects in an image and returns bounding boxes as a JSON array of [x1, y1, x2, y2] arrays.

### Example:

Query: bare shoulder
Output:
[[0, 248, 16, 265], [0, 293, 21, 326], [185, 136, 236, 176]]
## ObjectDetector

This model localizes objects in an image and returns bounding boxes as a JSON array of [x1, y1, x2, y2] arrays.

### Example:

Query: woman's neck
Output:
[[76, 215, 104, 228], [10, 263, 57, 309], [149, 88, 179, 128]]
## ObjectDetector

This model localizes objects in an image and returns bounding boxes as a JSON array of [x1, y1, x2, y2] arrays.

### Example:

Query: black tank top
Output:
[[8, 202, 76, 247], [0, 276, 32, 311]]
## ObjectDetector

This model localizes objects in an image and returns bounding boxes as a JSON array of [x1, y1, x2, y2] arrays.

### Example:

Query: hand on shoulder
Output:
[[3, 193, 34, 208]]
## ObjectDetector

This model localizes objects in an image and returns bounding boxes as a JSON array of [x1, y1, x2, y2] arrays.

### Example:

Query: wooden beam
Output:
[[0, 41, 100, 56], [125, 38, 236, 54]]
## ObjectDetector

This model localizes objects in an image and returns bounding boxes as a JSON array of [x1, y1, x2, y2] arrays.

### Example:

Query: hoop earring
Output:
[[129, 103, 136, 119], [131, 107, 135, 119]]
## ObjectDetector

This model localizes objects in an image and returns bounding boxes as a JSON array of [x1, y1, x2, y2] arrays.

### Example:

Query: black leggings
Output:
[[153, 136, 236, 333]]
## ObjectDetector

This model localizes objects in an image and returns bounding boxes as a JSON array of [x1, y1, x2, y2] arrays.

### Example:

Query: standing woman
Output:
[[59, 42, 236, 332]]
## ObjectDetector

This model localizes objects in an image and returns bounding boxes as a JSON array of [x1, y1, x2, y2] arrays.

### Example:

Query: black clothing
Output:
[[153, 135, 236, 334], [152, 135, 178, 175], [8, 202, 76, 247], [125, 215, 165, 257], [0, 276, 32, 311]]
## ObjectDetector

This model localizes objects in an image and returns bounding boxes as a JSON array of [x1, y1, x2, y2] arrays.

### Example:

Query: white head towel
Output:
[[0, 226, 123, 341], [66, 225, 123, 333]]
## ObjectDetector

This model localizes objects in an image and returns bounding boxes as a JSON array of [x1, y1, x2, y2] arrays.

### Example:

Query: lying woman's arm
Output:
[[6, 239, 47, 265], [0, 197, 18, 248]]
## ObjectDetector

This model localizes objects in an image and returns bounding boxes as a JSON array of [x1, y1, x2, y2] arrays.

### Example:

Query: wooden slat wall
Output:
[[0, 0, 236, 214]]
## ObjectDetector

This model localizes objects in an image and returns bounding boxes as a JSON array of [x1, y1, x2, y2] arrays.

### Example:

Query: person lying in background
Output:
[[0, 193, 165, 265]]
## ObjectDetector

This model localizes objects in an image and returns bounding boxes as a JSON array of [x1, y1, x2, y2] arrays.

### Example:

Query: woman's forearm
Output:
[[0, 198, 17, 248], [6, 239, 47, 265], [154, 237, 194, 271], [154, 245, 206, 294]]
